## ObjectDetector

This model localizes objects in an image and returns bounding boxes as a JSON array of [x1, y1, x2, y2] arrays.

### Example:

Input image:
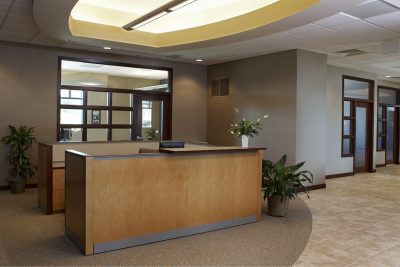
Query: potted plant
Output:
[[229, 108, 268, 147], [146, 129, 159, 141], [262, 155, 313, 217], [1, 125, 36, 194]]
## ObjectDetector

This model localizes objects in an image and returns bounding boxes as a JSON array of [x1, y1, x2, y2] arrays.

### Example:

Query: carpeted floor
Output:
[[0, 189, 312, 266]]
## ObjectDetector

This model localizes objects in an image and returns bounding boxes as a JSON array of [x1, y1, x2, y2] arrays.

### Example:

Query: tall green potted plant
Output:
[[1, 126, 36, 194], [262, 155, 313, 217]]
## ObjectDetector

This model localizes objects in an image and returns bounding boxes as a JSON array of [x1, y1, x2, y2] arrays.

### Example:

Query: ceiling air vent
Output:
[[211, 78, 229, 96], [334, 49, 367, 57]]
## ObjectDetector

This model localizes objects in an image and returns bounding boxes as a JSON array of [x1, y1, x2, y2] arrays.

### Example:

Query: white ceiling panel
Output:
[[0, 1, 10, 13], [0, 31, 33, 42], [345, 0, 399, 18], [325, 19, 399, 41], [314, 13, 358, 27], [365, 11, 400, 33]]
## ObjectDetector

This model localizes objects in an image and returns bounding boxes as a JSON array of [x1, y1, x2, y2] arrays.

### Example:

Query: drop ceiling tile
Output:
[[4, 14, 36, 26], [14, 0, 32, 7], [9, 3, 32, 17], [365, 11, 400, 33], [314, 13, 358, 27], [29, 33, 66, 46], [287, 24, 321, 34], [263, 31, 329, 50], [0, 1, 10, 13], [295, 26, 367, 45], [345, 0, 399, 19], [325, 20, 399, 41], [0, 31, 32, 42], [2, 21, 38, 35]]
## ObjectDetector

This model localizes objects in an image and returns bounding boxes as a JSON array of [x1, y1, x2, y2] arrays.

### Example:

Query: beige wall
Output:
[[0, 42, 207, 186], [296, 50, 327, 185], [207, 50, 298, 164]]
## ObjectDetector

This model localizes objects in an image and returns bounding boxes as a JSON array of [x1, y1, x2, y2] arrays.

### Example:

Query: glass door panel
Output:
[[386, 107, 395, 163], [136, 94, 171, 141], [355, 106, 367, 172]]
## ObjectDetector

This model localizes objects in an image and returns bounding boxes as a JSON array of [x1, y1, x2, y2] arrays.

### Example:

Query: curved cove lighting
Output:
[[69, 0, 320, 48], [72, 0, 280, 33]]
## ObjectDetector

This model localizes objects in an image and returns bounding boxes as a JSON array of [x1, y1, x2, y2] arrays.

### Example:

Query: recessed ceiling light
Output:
[[196, 59, 203, 62], [385, 75, 392, 78], [103, 47, 112, 50]]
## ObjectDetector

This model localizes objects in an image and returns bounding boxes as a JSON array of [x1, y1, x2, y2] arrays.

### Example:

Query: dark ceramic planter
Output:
[[8, 178, 26, 194], [267, 195, 289, 217]]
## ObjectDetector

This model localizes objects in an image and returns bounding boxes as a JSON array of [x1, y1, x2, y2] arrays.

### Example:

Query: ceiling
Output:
[[0, 0, 399, 83]]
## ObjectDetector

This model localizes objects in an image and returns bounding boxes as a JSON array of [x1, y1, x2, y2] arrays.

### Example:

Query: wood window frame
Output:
[[377, 85, 400, 164], [341, 75, 374, 173], [57, 57, 173, 142]]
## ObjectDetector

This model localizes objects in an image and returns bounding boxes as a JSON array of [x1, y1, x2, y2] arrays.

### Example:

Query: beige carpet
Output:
[[0, 189, 312, 266]]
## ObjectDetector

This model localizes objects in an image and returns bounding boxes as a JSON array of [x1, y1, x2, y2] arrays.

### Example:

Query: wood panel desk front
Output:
[[65, 147, 264, 255]]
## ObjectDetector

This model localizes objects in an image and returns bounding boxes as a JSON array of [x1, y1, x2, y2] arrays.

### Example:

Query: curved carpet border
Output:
[[0, 189, 312, 266]]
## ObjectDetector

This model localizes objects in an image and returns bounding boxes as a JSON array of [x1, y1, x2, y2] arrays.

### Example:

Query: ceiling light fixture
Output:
[[103, 47, 112, 50], [123, 0, 198, 31], [385, 75, 392, 78], [195, 59, 203, 62]]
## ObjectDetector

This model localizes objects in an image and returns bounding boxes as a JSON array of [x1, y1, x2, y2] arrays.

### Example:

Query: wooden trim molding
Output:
[[325, 172, 354, 179], [298, 183, 326, 192], [0, 183, 38, 191]]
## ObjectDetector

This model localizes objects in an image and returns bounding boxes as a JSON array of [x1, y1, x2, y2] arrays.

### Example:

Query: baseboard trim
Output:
[[325, 172, 354, 179], [0, 183, 38, 191], [376, 164, 386, 168], [298, 183, 326, 193]]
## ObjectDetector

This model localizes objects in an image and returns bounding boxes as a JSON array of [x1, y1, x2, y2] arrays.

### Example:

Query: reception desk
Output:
[[64, 146, 264, 255]]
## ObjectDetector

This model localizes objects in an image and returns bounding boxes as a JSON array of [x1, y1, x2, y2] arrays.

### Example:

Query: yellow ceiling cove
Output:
[[69, 0, 320, 48]]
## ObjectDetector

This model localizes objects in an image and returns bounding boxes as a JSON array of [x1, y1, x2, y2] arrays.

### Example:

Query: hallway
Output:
[[296, 166, 400, 266]]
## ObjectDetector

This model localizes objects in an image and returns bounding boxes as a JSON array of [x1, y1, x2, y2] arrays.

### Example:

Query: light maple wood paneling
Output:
[[90, 152, 261, 244], [52, 169, 65, 190], [37, 143, 51, 213]]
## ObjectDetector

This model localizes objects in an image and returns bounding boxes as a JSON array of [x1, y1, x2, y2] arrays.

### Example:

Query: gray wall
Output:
[[296, 50, 327, 185], [207, 49, 327, 185], [0, 42, 207, 186], [207, 50, 298, 164], [326, 65, 400, 175]]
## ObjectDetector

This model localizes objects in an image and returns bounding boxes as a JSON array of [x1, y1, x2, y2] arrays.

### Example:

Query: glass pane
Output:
[[87, 110, 108, 125], [344, 78, 370, 100], [87, 129, 108, 141], [112, 129, 131, 141], [344, 101, 351, 117], [378, 106, 383, 120], [343, 120, 351, 136], [379, 88, 397, 105], [87, 91, 109, 106], [61, 60, 169, 92], [112, 111, 131, 125], [112, 93, 132, 107], [141, 100, 163, 141], [386, 107, 395, 161], [377, 137, 383, 150], [60, 109, 83, 124], [60, 89, 83, 105], [355, 106, 367, 169], [378, 122, 383, 135], [343, 138, 351, 155], [60, 128, 82, 142]]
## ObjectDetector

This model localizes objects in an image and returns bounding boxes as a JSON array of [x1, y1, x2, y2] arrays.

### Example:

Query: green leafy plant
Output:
[[146, 129, 159, 141], [229, 108, 268, 137], [262, 155, 313, 201], [1, 126, 36, 179]]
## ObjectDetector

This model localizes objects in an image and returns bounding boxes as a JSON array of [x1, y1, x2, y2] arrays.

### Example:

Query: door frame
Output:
[[377, 86, 400, 165], [353, 101, 374, 173], [135, 93, 172, 140]]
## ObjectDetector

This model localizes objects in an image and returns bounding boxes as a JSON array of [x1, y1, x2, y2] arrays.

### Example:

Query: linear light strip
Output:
[[122, 0, 198, 31]]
